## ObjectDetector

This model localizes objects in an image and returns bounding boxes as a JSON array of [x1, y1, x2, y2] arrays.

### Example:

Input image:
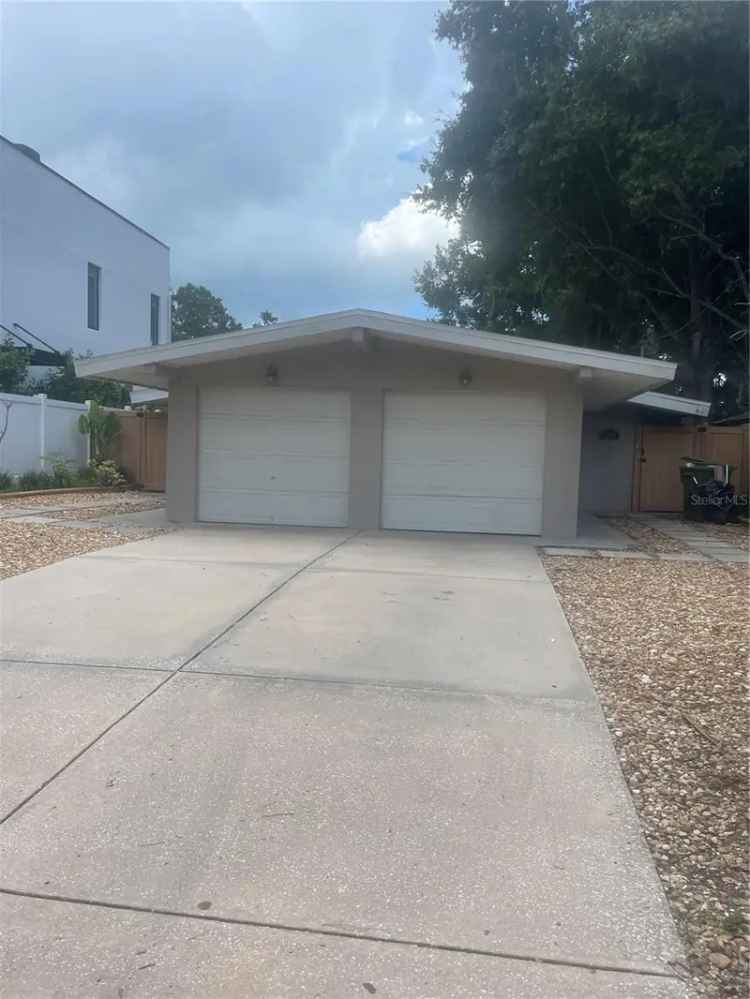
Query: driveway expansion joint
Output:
[[0, 530, 360, 827], [306, 564, 551, 583], [0, 887, 682, 983], [175, 530, 361, 671], [0, 668, 175, 826], [0, 657, 173, 674], [78, 553, 313, 569]]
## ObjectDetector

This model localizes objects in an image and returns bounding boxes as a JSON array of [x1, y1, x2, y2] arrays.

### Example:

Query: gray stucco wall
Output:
[[166, 338, 584, 538], [578, 407, 638, 516], [542, 385, 584, 536]]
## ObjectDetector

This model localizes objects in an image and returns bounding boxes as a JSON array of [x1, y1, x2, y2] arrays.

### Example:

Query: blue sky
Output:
[[2, 2, 462, 326]]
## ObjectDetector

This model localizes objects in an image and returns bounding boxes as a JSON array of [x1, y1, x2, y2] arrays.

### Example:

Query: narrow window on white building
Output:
[[87, 263, 101, 330], [150, 293, 160, 345]]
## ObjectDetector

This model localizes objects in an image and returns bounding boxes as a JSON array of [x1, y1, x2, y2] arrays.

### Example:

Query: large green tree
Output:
[[171, 283, 243, 341], [416, 1, 748, 412]]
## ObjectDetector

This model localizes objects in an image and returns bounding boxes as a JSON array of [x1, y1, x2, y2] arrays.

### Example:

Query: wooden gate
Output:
[[635, 427, 688, 512], [109, 410, 167, 491], [634, 423, 749, 512]]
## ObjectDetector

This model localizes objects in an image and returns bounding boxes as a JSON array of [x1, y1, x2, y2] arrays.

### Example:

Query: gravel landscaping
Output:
[[0, 521, 144, 578], [46, 498, 165, 521], [545, 554, 749, 998], [0, 489, 163, 513], [0, 492, 168, 578]]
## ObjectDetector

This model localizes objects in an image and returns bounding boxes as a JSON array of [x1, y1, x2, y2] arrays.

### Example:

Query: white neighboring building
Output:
[[0, 135, 170, 360]]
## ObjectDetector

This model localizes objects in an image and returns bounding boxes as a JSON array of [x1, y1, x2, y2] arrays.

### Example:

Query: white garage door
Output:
[[199, 387, 350, 526], [382, 392, 545, 534]]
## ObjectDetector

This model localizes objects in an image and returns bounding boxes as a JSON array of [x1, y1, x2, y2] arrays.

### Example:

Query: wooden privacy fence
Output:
[[634, 423, 749, 513], [108, 410, 167, 491]]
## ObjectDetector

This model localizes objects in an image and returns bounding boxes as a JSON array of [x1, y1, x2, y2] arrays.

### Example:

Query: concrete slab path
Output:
[[0, 526, 689, 997], [636, 514, 748, 565]]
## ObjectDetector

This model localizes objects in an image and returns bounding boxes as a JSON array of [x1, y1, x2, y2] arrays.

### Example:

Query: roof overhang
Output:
[[628, 391, 710, 418], [130, 387, 169, 406], [76, 308, 676, 409]]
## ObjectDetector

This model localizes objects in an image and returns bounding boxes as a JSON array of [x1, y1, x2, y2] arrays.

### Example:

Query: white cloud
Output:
[[403, 109, 424, 128], [357, 197, 458, 262]]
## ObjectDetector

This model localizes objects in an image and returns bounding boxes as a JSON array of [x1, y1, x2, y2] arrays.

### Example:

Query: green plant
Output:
[[76, 464, 97, 485], [91, 459, 127, 487], [43, 453, 77, 488], [78, 402, 120, 460], [0, 470, 15, 491], [18, 470, 53, 491]]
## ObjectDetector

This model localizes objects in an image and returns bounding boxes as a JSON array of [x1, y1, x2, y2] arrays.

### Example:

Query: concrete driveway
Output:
[[0, 526, 687, 997]]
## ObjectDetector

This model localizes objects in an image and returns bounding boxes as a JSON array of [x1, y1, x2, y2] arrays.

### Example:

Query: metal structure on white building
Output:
[[0, 136, 171, 474]]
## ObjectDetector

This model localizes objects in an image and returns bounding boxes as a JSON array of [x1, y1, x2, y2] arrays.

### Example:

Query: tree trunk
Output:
[[688, 247, 712, 401]]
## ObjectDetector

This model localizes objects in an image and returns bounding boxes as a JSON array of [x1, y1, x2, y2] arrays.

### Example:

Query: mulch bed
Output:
[[545, 555, 749, 998]]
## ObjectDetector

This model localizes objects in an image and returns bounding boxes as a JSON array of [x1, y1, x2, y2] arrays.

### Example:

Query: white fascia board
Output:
[[75, 308, 677, 384], [130, 387, 169, 405], [74, 314, 363, 379], [628, 391, 711, 417], [364, 311, 676, 381]]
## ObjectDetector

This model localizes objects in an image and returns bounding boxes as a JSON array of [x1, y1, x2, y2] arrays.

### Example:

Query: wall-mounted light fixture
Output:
[[265, 363, 279, 386], [459, 368, 473, 387]]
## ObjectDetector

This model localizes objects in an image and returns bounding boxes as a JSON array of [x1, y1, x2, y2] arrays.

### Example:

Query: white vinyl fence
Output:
[[0, 392, 89, 476]]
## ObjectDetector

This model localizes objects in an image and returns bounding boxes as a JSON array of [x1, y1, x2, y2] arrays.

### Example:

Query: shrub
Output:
[[43, 453, 77, 488], [91, 459, 127, 487], [0, 470, 15, 491], [18, 470, 54, 491], [76, 464, 97, 485]]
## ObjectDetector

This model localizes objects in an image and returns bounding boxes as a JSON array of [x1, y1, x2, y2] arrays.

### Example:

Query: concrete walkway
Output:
[[0, 527, 688, 997], [0, 504, 170, 536], [636, 514, 748, 564]]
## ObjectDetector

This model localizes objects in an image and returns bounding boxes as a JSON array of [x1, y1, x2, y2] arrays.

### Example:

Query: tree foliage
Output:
[[252, 310, 279, 328], [0, 337, 31, 394], [39, 352, 130, 407], [0, 341, 129, 406], [171, 283, 243, 341], [416, 1, 749, 411]]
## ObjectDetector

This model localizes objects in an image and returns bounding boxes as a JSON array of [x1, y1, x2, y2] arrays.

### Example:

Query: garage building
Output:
[[77, 309, 676, 539]]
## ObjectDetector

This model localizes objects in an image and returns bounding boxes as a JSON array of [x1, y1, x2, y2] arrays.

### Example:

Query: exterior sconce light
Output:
[[265, 364, 279, 386], [459, 368, 473, 387]]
